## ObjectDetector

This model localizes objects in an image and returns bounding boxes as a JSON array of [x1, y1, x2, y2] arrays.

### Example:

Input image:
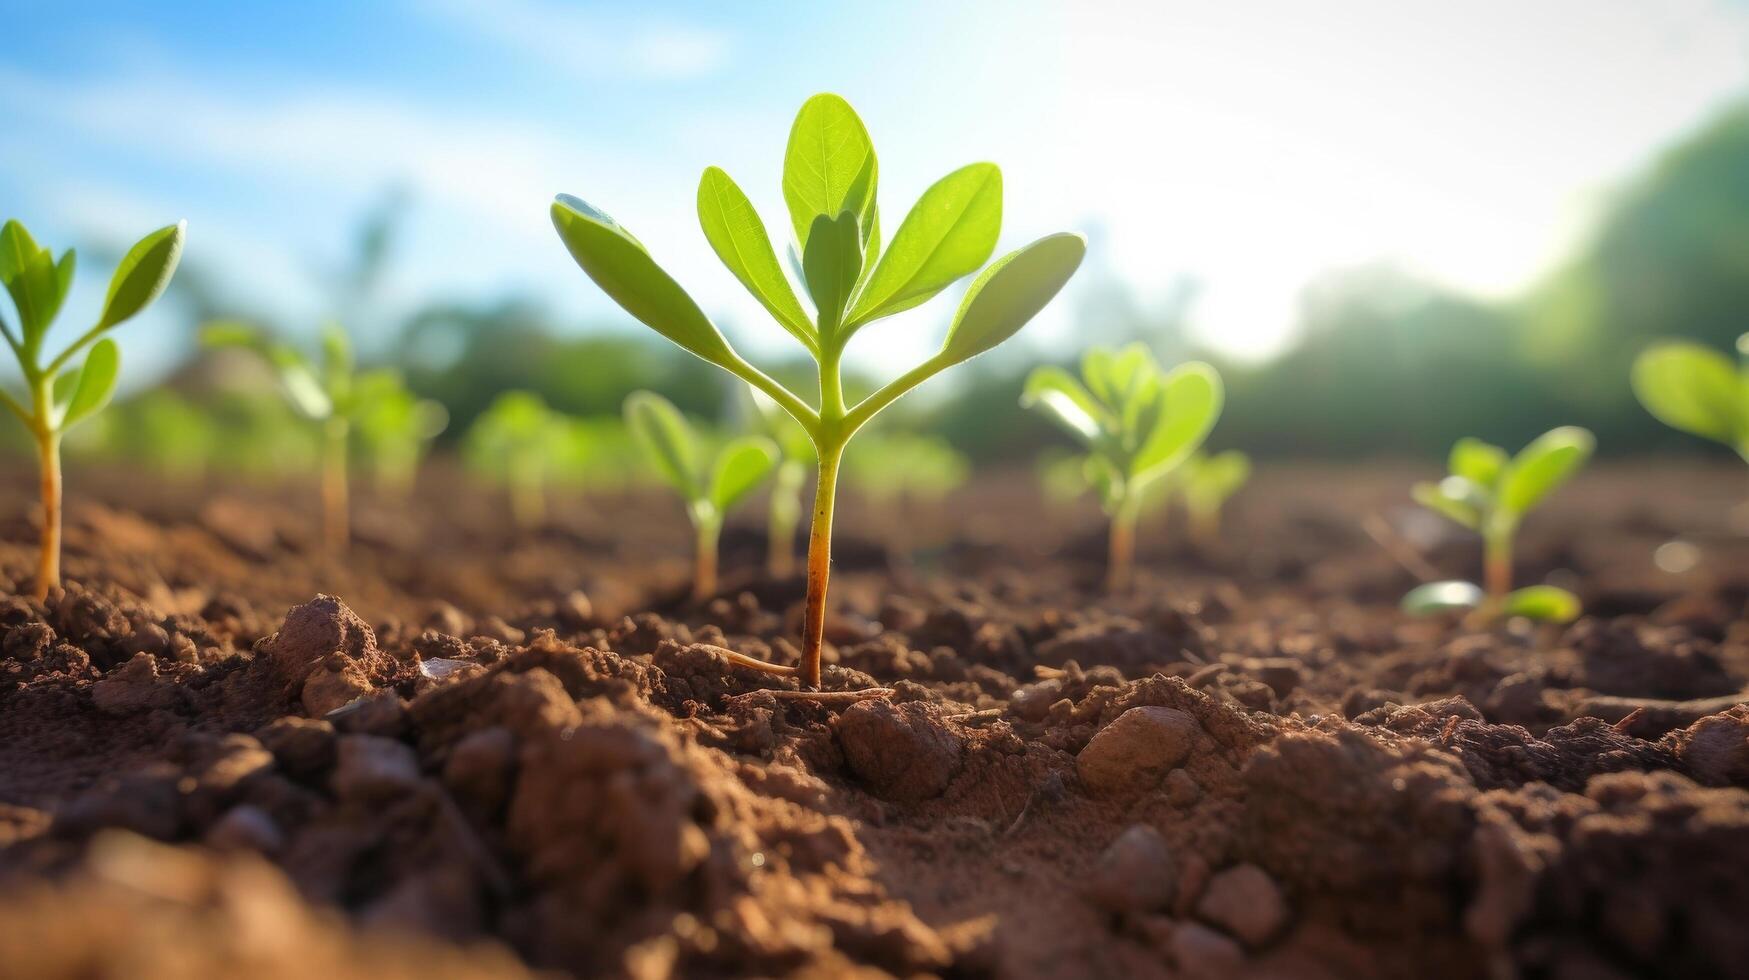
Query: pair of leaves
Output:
[[1022, 344, 1224, 491], [1414, 427, 1595, 531], [1401, 580, 1581, 624], [1632, 337, 1749, 458], [624, 390, 778, 529]]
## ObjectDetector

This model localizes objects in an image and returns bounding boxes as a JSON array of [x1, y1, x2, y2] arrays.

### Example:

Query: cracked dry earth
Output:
[[0, 461, 1746, 978]]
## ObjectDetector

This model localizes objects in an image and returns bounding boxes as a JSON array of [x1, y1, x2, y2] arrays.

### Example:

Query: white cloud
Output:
[[409, 0, 731, 81]]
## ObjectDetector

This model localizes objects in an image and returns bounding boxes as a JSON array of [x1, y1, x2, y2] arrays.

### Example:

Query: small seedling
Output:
[[1021, 343, 1222, 592], [745, 386, 814, 579], [353, 371, 448, 500], [625, 390, 778, 602], [1631, 333, 1749, 463], [464, 390, 572, 528], [1404, 427, 1594, 622], [202, 320, 369, 555], [1, 218, 186, 599], [553, 93, 1084, 687], [1176, 450, 1251, 548], [845, 432, 969, 508]]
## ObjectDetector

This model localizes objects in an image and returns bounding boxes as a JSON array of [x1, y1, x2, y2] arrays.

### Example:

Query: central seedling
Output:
[[1, 218, 186, 599], [1404, 427, 1594, 622], [553, 93, 1085, 688], [1021, 343, 1222, 591], [626, 390, 778, 601]]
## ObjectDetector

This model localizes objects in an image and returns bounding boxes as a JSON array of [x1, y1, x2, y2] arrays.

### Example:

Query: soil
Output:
[[0, 458, 1746, 979]]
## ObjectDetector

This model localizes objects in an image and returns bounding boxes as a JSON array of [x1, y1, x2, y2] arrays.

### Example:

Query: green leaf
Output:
[[697, 167, 817, 353], [782, 94, 877, 254], [1021, 365, 1106, 443], [268, 345, 333, 419], [1401, 580, 1485, 615], [624, 390, 701, 500], [199, 320, 261, 349], [1449, 437, 1507, 491], [801, 210, 862, 340], [1498, 426, 1593, 517], [1132, 361, 1223, 479], [97, 221, 186, 331], [1191, 450, 1251, 501], [1412, 478, 1481, 530], [0, 220, 61, 346], [46, 249, 76, 332], [710, 436, 779, 513], [61, 338, 120, 428], [938, 233, 1086, 367], [552, 195, 739, 369], [1632, 342, 1745, 447], [847, 163, 1001, 328], [1500, 585, 1582, 623]]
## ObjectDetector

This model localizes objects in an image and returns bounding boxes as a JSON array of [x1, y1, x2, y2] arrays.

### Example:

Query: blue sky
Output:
[[4, 0, 1748, 387]]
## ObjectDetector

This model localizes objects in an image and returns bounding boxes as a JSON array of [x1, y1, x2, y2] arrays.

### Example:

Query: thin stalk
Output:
[[693, 520, 719, 602], [799, 441, 843, 689], [1483, 528, 1512, 599], [1107, 498, 1139, 594], [321, 417, 350, 556], [32, 423, 62, 601]]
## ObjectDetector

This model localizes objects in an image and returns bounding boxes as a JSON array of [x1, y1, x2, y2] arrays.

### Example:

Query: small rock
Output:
[[1077, 706, 1201, 795], [264, 594, 377, 684], [1678, 706, 1749, 785], [1087, 824, 1175, 913], [557, 591, 595, 630], [327, 689, 407, 737], [333, 735, 423, 802], [205, 804, 284, 853], [256, 717, 336, 779], [90, 653, 180, 715], [475, 616, 524, 646], [837, 699, 963, 803], [1168, 921, 1246, 978], [444, 726, 516, 813], [301, 659, 374, 717], [1174, 852, 1212, 917], [1241, 657, 1303, 698], [1196, 863, 1287, 947]]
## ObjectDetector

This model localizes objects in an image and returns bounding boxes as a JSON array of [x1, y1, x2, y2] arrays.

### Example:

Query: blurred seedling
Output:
[[1022, 343, 1222, 592], [745, 386, 814, 579], [1404, 427, 1594, 622], [1175, 450, 1251, 549], [1, 218, 185, 599], [1632, 333, 1749, 464], [625, 390, 777, 602], [202, 320, 383, 555], [553, 93, 1084, 688], [844, 431, 968, 556], [353, 371, 448, 500], [464, 390, 571, 528]]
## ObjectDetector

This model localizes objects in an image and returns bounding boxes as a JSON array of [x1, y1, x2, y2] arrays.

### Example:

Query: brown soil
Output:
[[0, 459, 1746, 979]]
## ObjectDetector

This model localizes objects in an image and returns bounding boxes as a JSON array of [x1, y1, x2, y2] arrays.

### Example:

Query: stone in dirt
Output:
[[90, 652, 181, 715], [264, 594, 378, 684], [1168, 921, 1246, 978], [1195, 862, 1288, 947], [1086, 824, 1176, 913], [1670, 704, 1749, 786], [256, 717, 337, 779], [836, 699, 964, 803], [1077, 705, 1201, 795], [333, 735, 423, 803]]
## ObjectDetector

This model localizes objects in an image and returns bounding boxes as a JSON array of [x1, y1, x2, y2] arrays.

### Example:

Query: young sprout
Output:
[[0, 219, 186, 599], [202, 321, 367, 555], [464, 390, 569, 528], [553, 94, 1084, 688], [745, 386, 814, 579], [1021, 343, 1223, 592], [624, 390, 778, 602], [845, 432, 970, 509], [1176, 450, 1251, 549], [1631, 333, 1749, 463], [352, 371, 448, 500], [1405, 427, 1595, 622]]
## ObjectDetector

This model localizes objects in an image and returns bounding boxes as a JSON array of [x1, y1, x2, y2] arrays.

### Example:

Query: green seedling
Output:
[[464, 390, 572, 528], [625, 390, 778, 602], [1022, 343, 1222, 592], [353, 372, 448, 500], [202, 320, 372, 555], [1176, 450, 1251, 548], [1631, 333, 1749, 462], [553, 93, 1084, 688], [1, 218, 186, 599], [845, 432, 969, 507], [745, 386, 814, 579], [1405, 427, 1594, 622]]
